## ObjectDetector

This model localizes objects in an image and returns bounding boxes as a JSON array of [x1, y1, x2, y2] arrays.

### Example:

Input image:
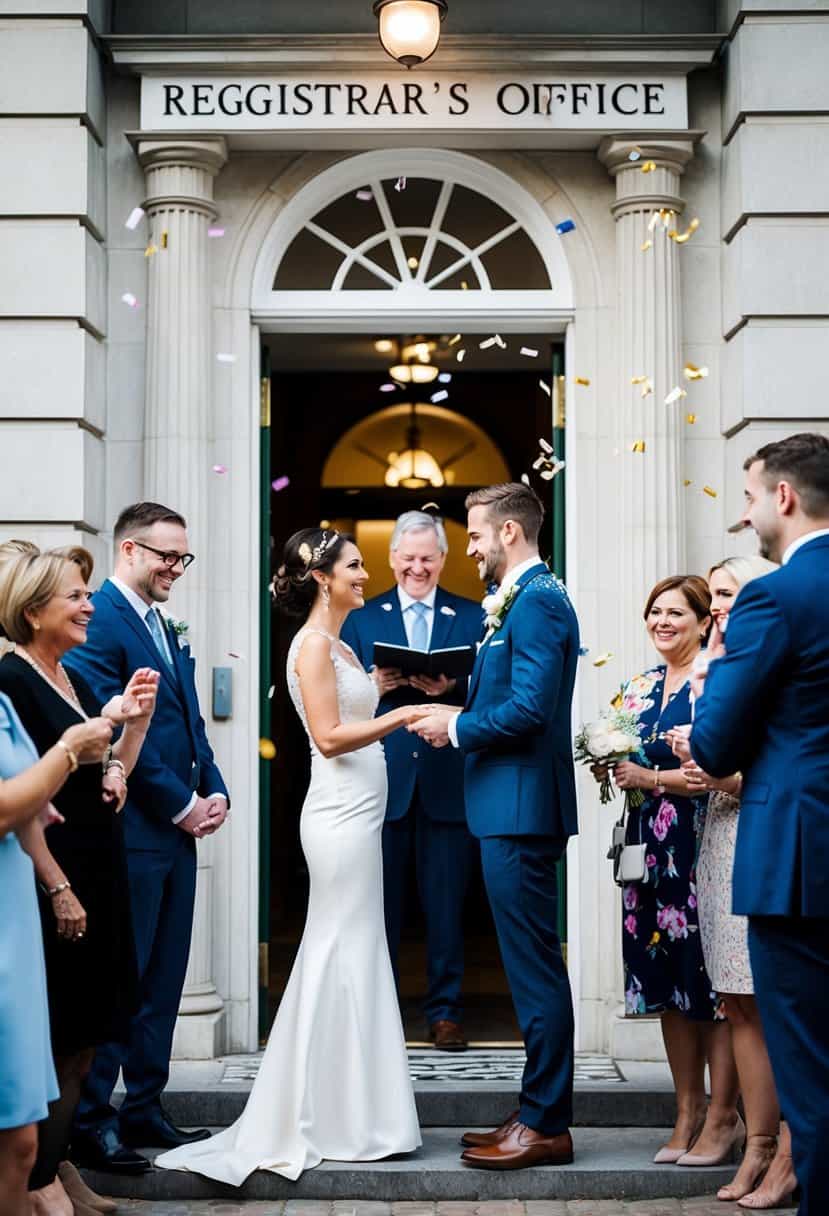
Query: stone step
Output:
[[81, 1128, 734, 1202]]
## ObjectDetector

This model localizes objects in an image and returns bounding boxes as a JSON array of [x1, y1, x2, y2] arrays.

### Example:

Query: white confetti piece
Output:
[[664, 386, 687, 405], [216, 353, 237, 364], [395, 176, 407, 192], [356, 189, 373, 201], [121, 292, 138, 308], [479, 337, 497, 350], [456, 349, 466, 363], [539, 437, 553, 454], [520, 347, 539, 358], [438, 373, 452, 383], [125, 206, 144, 230], [539, 380, 551, 396], [431, 389, 449, 403]]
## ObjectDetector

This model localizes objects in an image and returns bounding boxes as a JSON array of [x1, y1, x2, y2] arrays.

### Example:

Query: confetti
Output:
[[628, 147, 642, 162], [539, 437, 553, 454], [394, 176, 407, 192], [540, 462, 565, 481], [212, 464, 228, 475], [539, 380, 551, 396], [683, 363, 709, 381], [456, 349, 466, 362], [438, 373, 452, 383], [684, 479, 693, 488], [727, 519, 749, 534], [144, 243, 158, 258], [380, 383, 398, 392], [631, 375, 654, 397], [121, 292, 138, 308], [448, 334, 462, 346], [267, 685, 275, 700], [703, 485, 718, 498], [407, 256, 419, 270], [556, 219, 576, 235], [648, 212, 661, 232], [259, 739, 277, 761], [520, 347, 539, 358], [532, 457, 546, 470], [631, 440, 646, 453], [641, 239, 653, 252], [685, 413, 697, 425], [217, 353, 237, 363], [494, 334, 507, 349], [207, 226, 225, 238], [125, 206, 145, 230], [460, 280, 469, 291], [575, 376, 591, 386], [660, 208, 676, 228], [664, 386, 687, 405], [521, 473, 531, 486], [641, 160, 657, 173], [579, 645, 590, 656], [431, 389, 449, 403], [161, 230, 168, 249], [593, 652, 614, 667], [356, 189, 373, 201], [272, 475, 290, 492], [669, 218, 700, 244], [228, 650, 246, 660], [479, 337, 497, 350]]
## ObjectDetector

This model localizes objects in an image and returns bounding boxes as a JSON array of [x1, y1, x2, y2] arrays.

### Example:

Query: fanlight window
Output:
[[273, 176, 552, 294]]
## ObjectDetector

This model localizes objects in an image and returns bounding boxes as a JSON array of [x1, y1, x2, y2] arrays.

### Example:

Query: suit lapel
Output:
[[465, 562, 548, 708], [163, 617, 199, 738], [102, 581, 182, 700]]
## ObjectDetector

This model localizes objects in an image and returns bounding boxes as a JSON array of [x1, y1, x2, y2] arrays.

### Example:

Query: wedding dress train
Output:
[[155, 627, 421, 1184]]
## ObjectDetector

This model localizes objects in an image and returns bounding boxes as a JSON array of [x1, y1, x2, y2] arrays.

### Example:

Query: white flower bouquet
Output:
[[574, 708, 645, 807]]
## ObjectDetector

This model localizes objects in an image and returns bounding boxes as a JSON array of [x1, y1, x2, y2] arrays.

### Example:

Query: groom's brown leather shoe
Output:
[[461, 1123, 574, 1170], [461, 1109, 519, 1148], [429, 1019, 468, 1052]]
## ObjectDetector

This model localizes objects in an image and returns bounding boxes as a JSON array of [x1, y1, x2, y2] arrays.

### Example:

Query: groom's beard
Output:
[[479, 540, 507, 586]]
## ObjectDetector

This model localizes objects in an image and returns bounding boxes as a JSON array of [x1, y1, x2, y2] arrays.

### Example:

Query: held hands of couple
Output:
[[101, 667, 160, 726], [405, 704, 459, 749], [178, 794, 228, 839]]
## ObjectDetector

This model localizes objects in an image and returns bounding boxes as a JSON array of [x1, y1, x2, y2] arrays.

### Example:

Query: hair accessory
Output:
[[300, 531, 340, 568]]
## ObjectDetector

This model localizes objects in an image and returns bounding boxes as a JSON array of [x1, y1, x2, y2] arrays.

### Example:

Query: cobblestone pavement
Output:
[[116, 1198, 796, 1215]]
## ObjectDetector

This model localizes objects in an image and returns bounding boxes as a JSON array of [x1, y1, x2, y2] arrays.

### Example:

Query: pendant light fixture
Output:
[[385, 403, 445, 488], [373, 1, 448, 69]]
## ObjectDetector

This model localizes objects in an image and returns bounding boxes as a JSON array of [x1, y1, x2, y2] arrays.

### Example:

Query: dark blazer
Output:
[[341, 584, 484, 823], [691, 533, 829, 917], [63, 579, 229, 853], [457, 562, 580, 840]]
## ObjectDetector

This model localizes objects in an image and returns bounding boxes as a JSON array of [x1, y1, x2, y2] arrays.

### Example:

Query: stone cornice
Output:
[[105, 32, 725, 75]]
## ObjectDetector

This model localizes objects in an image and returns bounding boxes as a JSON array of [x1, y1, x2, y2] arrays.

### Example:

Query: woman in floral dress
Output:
[[592, 576, 743, 1167]]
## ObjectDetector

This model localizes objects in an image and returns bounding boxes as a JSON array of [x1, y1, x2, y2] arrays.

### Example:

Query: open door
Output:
[[258, 344, 273, 1041], [551, 348, 568, 956]]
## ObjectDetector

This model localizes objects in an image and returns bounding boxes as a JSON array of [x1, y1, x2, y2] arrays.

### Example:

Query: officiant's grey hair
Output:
[[390, 511, 448, 554]]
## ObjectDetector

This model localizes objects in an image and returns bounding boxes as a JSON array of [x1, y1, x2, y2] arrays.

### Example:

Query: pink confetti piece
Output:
[[212, 464, 228, 475], [356, 189, 373, 201], [207, 226, 225, 238], [272, 475, 290, 493], [125, 206, 144, 230], [121, 292, 138, 308], [380, 383, 398, 392]]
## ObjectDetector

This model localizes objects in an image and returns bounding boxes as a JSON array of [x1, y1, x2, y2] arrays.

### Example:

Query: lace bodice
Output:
[[287, 628, 380, 757]]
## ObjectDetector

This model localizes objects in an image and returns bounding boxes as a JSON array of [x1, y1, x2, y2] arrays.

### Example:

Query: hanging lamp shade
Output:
[[373, 1, 448, 68], [384, 403, 445, 488]]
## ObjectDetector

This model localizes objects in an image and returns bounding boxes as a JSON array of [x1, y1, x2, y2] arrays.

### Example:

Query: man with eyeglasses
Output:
[[64, 502, 229, 1174]]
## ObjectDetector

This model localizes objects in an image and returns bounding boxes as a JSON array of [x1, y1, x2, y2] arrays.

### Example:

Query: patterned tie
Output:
[[146, 607, 175, 675], [410, 600, 429, 652]]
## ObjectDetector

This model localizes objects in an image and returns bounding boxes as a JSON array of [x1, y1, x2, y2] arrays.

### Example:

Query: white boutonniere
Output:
[[159, 608, 189, 647], [381, 602, 393, 612], [440, 605, 456, 617], [481, 582, 519, 633]]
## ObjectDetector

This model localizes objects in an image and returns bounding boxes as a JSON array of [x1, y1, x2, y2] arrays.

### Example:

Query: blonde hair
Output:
[[0, 543, 94, 646], [708, 555, 777, 590]]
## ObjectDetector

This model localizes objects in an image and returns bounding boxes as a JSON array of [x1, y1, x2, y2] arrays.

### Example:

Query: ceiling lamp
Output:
[[385, 403, 445, 488], [373, 0, 448, 69], [389, 360, 439, 385]]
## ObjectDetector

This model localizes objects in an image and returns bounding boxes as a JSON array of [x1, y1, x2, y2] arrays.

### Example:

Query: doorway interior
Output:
[[260, 329, 565, 1043]]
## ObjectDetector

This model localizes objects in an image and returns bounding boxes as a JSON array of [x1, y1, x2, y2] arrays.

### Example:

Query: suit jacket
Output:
[[341, 584, 484, 823], [63, 579, 229, 853], [456, 561, 580, 840], [691, 533, 829, 918]]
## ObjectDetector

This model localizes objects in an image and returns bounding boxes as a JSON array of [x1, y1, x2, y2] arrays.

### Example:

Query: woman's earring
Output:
[[33, 621, 41, 632], [321, 583, 331, 611]]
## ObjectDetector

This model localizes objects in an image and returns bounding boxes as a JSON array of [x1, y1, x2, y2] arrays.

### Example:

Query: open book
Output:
[[372, 641, 476, 680]]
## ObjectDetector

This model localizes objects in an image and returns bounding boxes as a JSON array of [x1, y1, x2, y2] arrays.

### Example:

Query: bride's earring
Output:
[[321, 583, 331, 611]]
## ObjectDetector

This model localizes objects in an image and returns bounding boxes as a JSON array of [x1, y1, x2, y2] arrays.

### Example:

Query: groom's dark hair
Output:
[[465, 482, 545, 545]]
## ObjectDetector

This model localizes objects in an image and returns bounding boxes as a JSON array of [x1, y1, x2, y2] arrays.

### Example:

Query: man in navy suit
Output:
[[691, 434, 829, 1216], [66, 502, 230, 1173], [341, 510, 483, 1050], [412, 483, 579, 1170]]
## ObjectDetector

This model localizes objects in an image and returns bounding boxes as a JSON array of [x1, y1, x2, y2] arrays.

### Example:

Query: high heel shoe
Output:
[[676, 1113, 746, 1166], [717, 1134, 777, 1201], [653, 1118, 705, 1164], [737, 1151, 799, 1209], [58, 1161, 118, 1214]]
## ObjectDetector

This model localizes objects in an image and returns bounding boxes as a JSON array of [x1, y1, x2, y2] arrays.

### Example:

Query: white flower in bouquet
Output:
[[575, 707, 644, 806]]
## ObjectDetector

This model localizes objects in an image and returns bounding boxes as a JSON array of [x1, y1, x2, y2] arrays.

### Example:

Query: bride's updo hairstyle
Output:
[[272, 527, 355, 619]]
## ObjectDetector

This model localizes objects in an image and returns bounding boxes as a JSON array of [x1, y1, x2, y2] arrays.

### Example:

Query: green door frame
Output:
[[550, 348, 568, 952], [258, 347, 272, 1040]]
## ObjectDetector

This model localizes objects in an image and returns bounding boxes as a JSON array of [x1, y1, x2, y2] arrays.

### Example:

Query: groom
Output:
[[411, 482, 579, 1170]]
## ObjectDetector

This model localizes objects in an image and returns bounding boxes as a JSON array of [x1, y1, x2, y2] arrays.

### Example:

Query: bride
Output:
[[155, 528, 423, 1184]]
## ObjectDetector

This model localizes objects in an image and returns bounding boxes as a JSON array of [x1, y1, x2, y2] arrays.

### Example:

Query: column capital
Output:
[[598, 134, 700, 220], [137, 136, 228, 176], [138, 137, 228, 218]]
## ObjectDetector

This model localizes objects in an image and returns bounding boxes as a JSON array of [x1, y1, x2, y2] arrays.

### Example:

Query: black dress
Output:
[[0, 653, 138, 1054]]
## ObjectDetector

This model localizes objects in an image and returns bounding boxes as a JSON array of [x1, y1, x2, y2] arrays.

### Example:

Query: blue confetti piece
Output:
[[556, 219, 576, 235]]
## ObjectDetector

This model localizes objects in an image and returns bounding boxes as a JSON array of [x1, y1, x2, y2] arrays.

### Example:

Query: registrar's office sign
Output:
[[141, 73, 687, 131]]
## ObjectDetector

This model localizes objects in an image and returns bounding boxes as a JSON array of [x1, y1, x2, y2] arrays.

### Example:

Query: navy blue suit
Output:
[[342, 585, 483, 1024], [455, 561, 579, 1133], [65, 579, 229, 1133], [691, 534, 829, 1215]]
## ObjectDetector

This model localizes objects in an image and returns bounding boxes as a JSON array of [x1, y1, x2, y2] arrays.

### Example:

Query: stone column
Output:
[[598, 136, 696, 678], [138, 137, 228, 1058]]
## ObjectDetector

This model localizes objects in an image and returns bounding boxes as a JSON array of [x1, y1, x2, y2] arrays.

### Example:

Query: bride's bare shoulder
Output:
[[294, 629, 334, 672]]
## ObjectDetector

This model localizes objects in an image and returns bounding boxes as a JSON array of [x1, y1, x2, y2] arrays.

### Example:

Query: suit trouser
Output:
[[382, 790, 472, 1025], [748, 915, 829, 1216], [480, 834, 574, 1136], [74, 833, 197, 1131]]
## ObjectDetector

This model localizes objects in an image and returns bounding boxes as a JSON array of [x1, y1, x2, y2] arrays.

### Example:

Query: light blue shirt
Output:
[[397, 585, 436, 650]]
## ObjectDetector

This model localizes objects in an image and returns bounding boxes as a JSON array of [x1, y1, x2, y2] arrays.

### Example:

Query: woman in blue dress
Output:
[[591, 576, 743, 1169], [0, 690, 112, 1215]]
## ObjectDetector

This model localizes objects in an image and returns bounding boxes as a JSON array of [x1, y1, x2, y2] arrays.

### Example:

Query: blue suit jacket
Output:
[[341, 585, 484, 823], [63, 579, 229, 853], [691, 534, 829, 918], [456, 562, 580, 840]]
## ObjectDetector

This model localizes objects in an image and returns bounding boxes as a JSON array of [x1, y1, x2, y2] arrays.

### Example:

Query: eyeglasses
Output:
[[130, 540, 195, 571]]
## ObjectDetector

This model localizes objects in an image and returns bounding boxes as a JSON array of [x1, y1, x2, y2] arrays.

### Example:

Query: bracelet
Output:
[[104, 759, 126, 777], [56, 740, 79, 773], [653, 765, 661, 789], [102, 745, 113, 770], [42, 880, 71, 898]]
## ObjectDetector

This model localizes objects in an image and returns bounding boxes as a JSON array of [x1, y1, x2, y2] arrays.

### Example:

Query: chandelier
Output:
[[373, 1, 448, 69], [385, 403, 445, 488]]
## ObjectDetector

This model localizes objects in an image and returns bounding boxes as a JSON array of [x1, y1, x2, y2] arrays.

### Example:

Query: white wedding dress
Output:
[[155, 627, 421, 1184]]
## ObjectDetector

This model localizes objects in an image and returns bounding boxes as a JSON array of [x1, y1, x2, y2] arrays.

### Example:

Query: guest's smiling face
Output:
[[125, 522, 191, 605], [646, 588, 706, 664], [708, 567, 738, 628], [29, 562, 94, 656]]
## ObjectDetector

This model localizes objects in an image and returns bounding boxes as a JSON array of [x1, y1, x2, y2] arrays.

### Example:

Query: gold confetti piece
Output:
[[456, 348, 466, 363], [727, 519, 749, 534], [631, 440, 646, 453], [593, 652, 614, 667], [461, 280, 469, 291], [631, 375, 654, 397], [539, 380, 551, 396], [664, 386, 687, 405], [660, 208, 676, 228], [448, 333, 462, 346], [539, 437, 553, 453], [669, 217, 700, 244], [685, 413, 697, 425], [259, 738, 277, 761], [641, 239, 653, 252], [161, 230, 168, 249], [575, 376, 591, 386], [144, 243, 158, 258], [641, 160, 657, 173], [683, 362, 709, 380], [703, 485, 718, 498], [407, 255, 419, 270], [684, 479, 693, 487]]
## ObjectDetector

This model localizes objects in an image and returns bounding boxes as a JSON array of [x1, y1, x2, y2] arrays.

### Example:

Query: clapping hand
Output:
[[102, 668, 160, 725], [38, 802, 65, 830], [666, 725, 693, 764]]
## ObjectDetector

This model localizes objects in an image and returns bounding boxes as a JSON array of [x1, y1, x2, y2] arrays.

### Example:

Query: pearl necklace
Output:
[[14, 646, 88, 721]]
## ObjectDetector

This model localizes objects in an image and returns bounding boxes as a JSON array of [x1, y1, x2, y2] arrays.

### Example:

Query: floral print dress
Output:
[[617, 667, 717, 1021]]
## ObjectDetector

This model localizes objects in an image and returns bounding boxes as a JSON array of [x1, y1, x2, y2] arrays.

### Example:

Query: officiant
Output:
[[342, 510, 483, 1050]]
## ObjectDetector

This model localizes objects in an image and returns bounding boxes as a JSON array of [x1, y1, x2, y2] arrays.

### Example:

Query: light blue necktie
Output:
[[146, 607, 175, 675], [410, 600, 429, 652]]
